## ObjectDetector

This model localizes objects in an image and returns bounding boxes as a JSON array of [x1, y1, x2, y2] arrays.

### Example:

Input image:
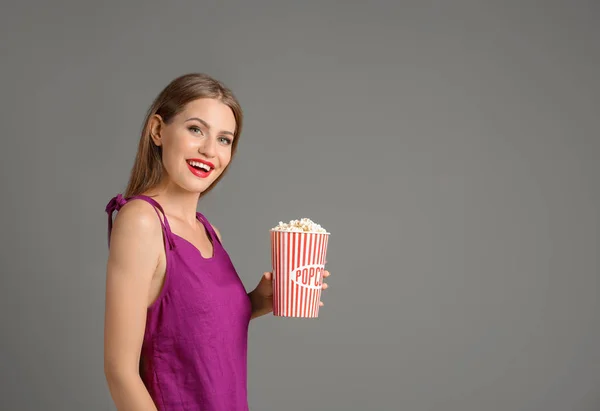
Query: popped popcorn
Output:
[[271, 218, 328, 234]]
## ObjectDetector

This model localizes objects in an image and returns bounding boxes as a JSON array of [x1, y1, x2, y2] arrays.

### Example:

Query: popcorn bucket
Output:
[[270, 230, 330, 318]]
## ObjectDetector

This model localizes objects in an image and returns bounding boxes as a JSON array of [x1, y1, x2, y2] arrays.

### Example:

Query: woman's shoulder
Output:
[[111, 197, 163, 238], [197, 211, 223, 242], [211, 223, 222, 242]]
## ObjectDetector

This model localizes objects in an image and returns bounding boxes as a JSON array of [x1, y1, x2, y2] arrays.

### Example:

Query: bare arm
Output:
[[104, 200, 163, 411]]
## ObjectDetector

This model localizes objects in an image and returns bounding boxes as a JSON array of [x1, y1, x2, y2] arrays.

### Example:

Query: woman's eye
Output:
[[219, 137, 233, 145], [189, 126, 203, 135]]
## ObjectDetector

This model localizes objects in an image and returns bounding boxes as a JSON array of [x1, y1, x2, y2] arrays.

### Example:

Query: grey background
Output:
[[1, 1, 598, 410]]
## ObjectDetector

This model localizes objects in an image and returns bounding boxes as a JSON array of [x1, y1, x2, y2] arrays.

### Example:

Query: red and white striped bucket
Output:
[[270, 230, 330, 318]]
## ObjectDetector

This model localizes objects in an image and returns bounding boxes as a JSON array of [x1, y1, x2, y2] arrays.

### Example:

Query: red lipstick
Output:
[[186, 158, 214, 179]]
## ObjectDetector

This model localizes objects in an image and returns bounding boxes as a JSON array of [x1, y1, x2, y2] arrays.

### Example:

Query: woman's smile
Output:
[[186, 158, 214, 178]]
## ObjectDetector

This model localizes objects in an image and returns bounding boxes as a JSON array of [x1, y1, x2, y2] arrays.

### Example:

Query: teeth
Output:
[[189, 161, 211, 171]]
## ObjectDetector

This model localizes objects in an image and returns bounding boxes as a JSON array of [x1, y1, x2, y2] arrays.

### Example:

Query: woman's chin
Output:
[[180, 178, 217, 194]]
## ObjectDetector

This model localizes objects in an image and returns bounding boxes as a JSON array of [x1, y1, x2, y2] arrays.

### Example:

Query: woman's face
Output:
[[150, 98, 236, 194]]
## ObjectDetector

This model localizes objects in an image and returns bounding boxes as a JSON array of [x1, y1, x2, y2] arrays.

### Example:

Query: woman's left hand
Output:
[[250, 269, 330, 318]]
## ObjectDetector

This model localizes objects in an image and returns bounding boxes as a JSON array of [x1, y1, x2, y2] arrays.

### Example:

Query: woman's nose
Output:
[[198, 137, 216, 157]]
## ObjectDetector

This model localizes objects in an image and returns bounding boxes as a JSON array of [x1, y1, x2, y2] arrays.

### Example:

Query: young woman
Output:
[[103, 73, 330, 410]]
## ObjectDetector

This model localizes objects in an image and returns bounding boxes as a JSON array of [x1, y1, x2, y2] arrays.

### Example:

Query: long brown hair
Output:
[[124, 73, 243, 198]]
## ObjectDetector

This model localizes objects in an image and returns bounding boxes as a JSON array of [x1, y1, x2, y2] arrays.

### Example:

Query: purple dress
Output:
[[106, 194, 252, 410]]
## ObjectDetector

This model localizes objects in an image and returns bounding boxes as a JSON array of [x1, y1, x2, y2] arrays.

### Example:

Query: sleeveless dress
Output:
[[105, 194, 252, 411]]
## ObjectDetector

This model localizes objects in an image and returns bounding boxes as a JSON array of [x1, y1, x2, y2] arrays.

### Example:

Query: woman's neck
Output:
[[144, 181, 202, 228]]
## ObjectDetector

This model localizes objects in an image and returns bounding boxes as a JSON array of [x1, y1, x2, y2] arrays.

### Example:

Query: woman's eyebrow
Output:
[[185, 117, 234, 136]]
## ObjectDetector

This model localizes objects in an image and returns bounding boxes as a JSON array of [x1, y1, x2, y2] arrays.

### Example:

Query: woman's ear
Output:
[[149, 114, 164, 146]]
